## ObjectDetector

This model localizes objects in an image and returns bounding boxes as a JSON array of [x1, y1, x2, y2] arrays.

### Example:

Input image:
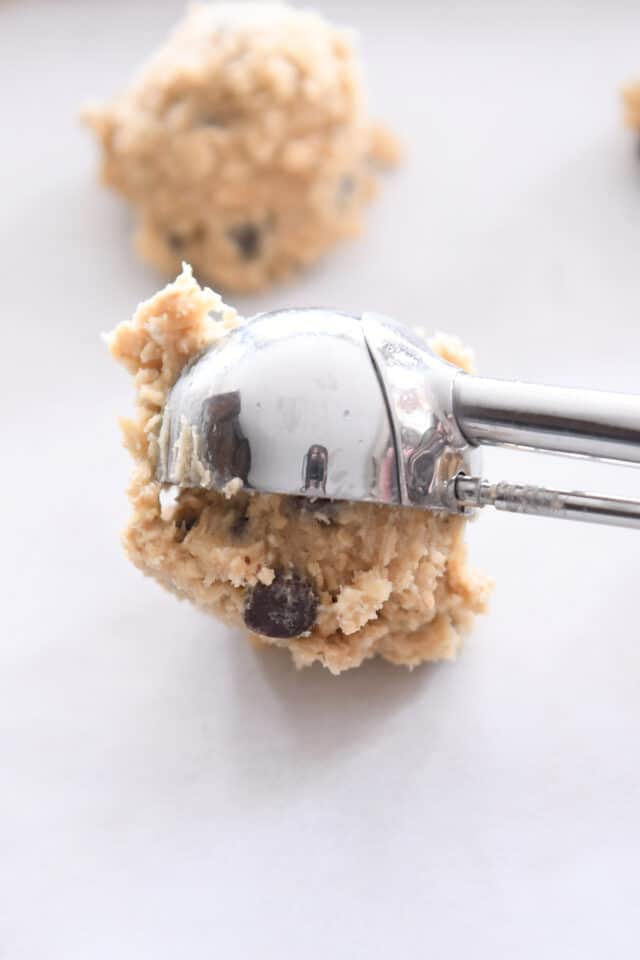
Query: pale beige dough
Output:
[[623, 79, 640, 131], [107, 266, 492, 674], [85, 2, 400, 293]]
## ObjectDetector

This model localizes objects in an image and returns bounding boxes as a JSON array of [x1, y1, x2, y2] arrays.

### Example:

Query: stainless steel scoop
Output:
[[157, 309, 640, 528]]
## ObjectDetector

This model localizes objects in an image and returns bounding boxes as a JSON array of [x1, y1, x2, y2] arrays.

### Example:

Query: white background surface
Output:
[[2, 1, 640, 956]]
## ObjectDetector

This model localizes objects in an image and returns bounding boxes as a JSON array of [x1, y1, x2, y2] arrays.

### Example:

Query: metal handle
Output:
[[454, 374, 640, 464], [455, 476, 640, 529], [451, 374, 640, 528]]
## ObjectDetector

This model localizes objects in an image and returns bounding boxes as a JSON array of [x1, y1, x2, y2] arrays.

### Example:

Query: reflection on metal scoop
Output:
[[157, 308, 640, 529]]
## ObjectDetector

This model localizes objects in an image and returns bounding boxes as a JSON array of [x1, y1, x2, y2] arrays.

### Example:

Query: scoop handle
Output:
[[453, 373, 640, 464], [454, 476, 640, 529]]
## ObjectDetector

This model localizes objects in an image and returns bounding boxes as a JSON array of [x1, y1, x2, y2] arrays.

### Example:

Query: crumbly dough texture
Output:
[[85, 2, 400, 293], [108, 266, 491, 674]]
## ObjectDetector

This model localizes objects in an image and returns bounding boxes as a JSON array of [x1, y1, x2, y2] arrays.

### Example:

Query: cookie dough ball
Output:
[[622, 79, 640, 134], [85, 2, 400, 293], [107, 266, 491, 674]]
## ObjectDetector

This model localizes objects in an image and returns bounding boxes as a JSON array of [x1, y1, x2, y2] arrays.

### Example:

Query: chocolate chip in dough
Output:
[[280, 496, 342, 525], [228, 223, 262, 261], [168, 224, 206, 252], [174, 512, 199, 543], [230, 509, 249, 539], [168, 232, 186, 252], [244, 571, 318, 638]]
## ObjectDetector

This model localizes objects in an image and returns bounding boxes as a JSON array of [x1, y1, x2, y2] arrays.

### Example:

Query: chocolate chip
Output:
[[174, 513, 199, 543], [168, 225, 206, 252], [281, 496, 341, 524], [244, 571, 318, 639], [230, 510, 249, 539], [229, 223, 262, 261], [280, 497, 306, 518]]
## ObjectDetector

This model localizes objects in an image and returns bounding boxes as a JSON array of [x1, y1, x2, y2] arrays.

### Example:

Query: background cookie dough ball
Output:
[[622, 79, 640, 135], [85, 2, 400, 293], [107, 267, 491, 674]]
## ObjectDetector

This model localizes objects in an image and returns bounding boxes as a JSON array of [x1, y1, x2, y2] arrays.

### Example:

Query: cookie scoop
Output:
[[158, 308, 640, 528]]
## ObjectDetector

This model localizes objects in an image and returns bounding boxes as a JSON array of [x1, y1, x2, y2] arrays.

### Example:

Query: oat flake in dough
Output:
[[107, 266, 492, 674], [85, 2, 400, 293]]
